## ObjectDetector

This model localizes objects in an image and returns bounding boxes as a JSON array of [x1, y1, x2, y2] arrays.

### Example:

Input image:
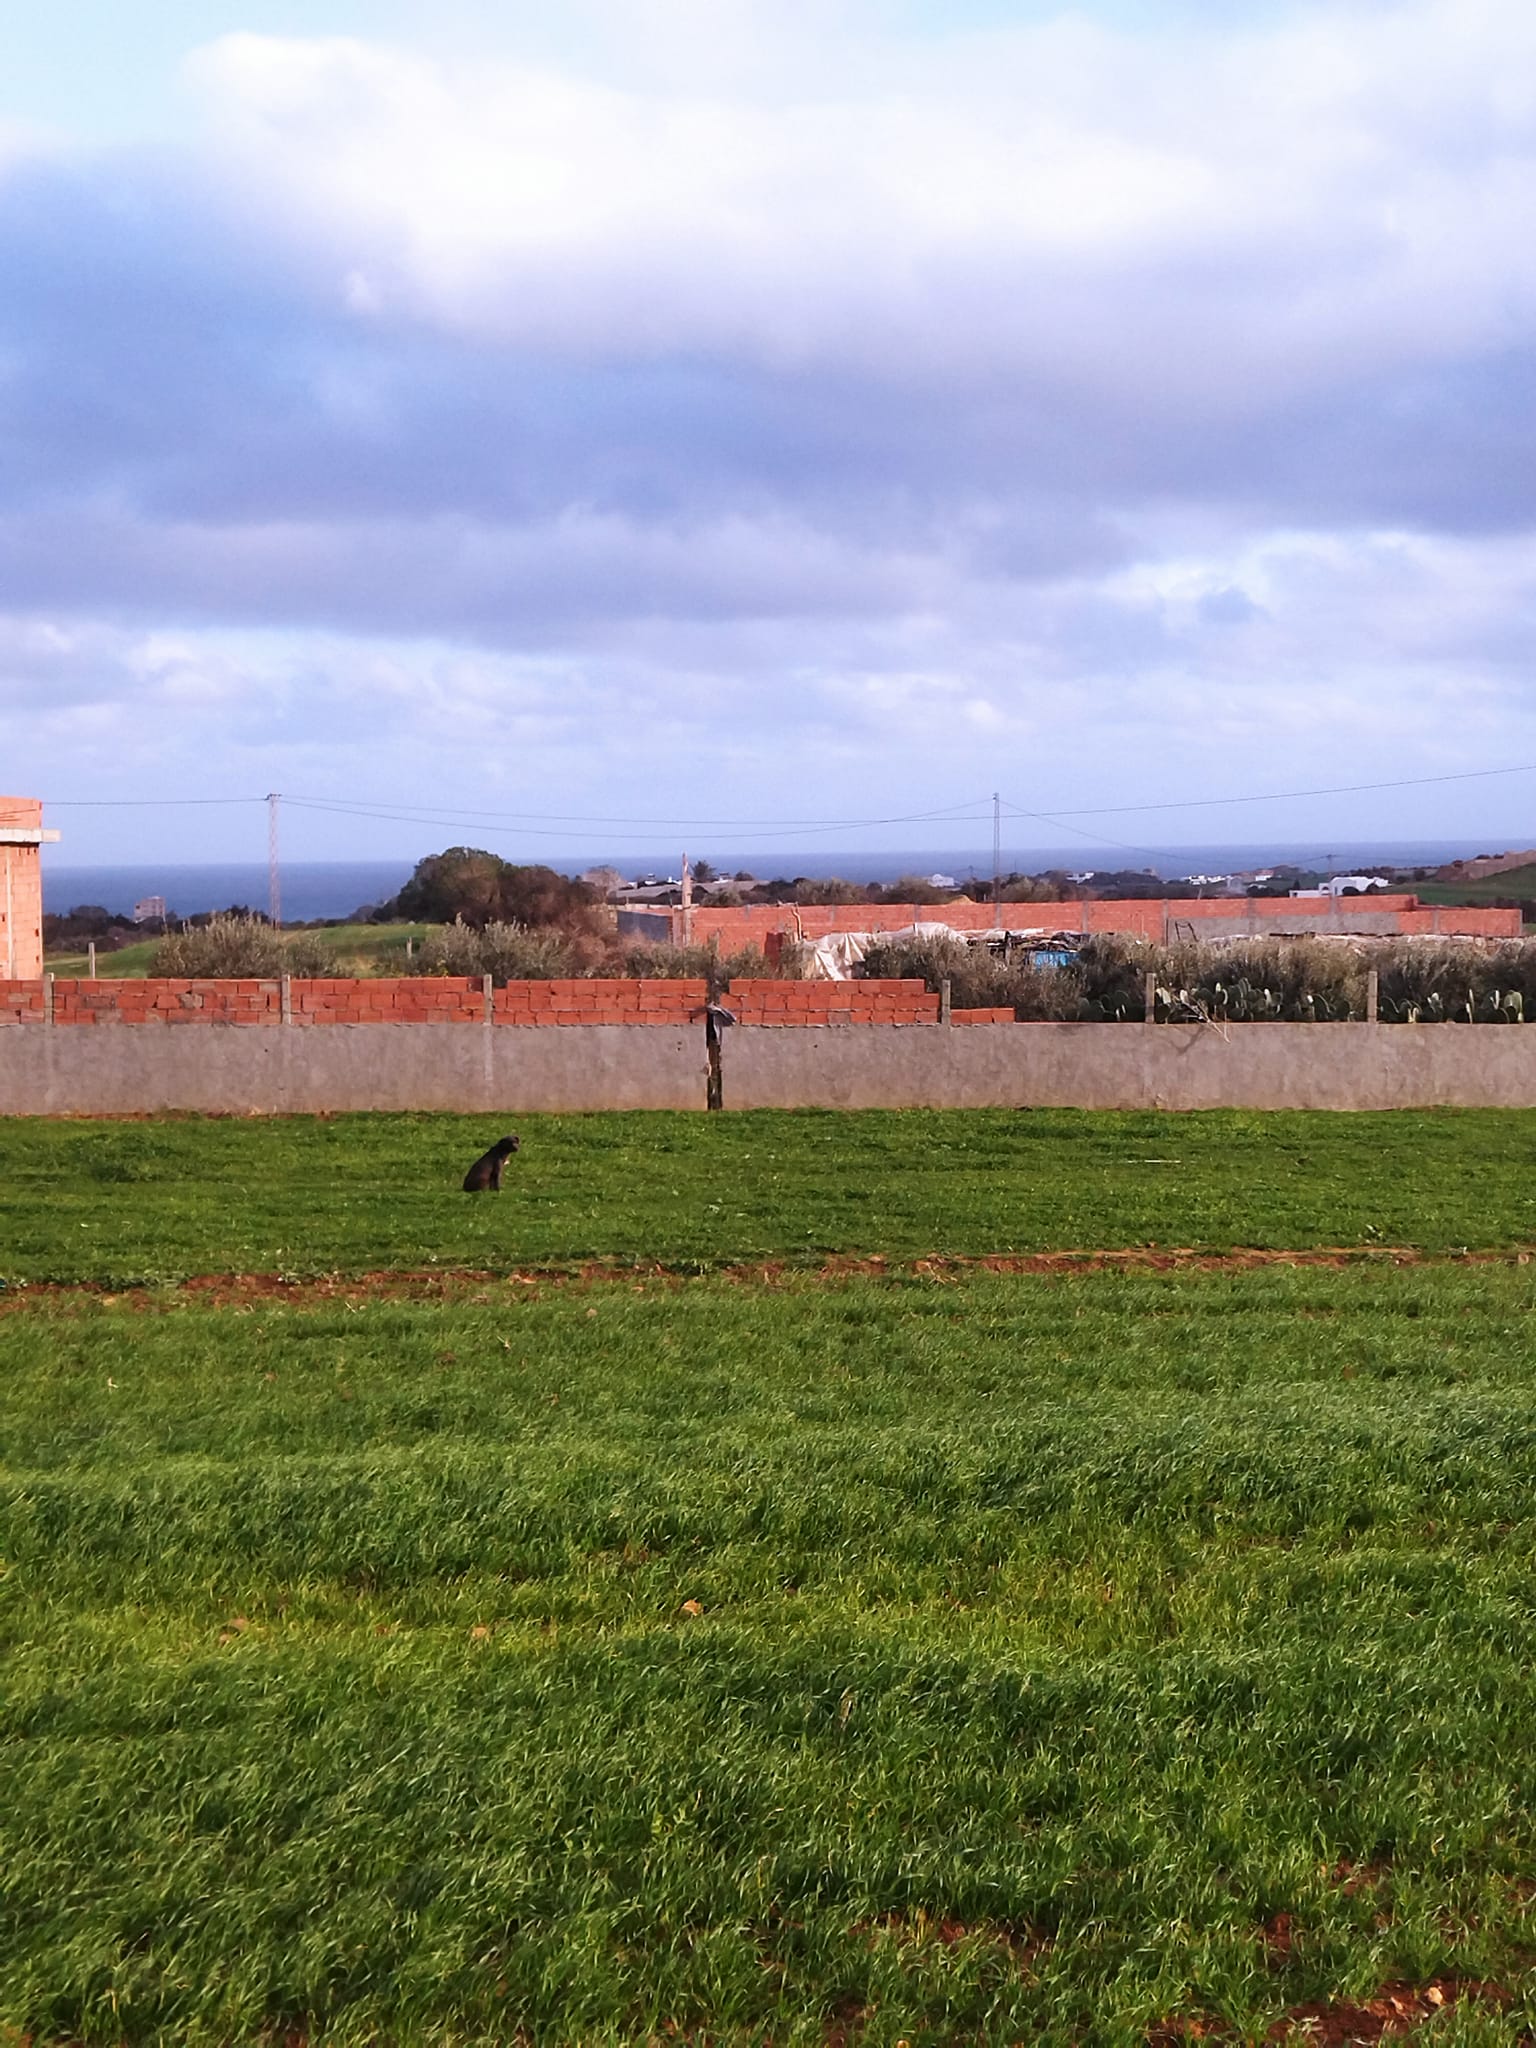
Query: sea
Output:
[[39, 840, 1506, 923]]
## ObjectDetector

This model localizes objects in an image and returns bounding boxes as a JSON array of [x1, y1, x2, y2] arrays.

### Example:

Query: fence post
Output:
[[87, 941, 97, 979], [43, 972, 54, 1027], [940, 976, 952, 1025], [280, 974, 292, 1026], [482, 972, 494, 1023], [1365, 968, 1378, 1024], [1144, 969, 1158, 1024]]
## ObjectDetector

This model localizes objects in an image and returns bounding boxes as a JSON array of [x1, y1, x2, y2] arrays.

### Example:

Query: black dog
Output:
[[462, 1134, 520, 1192]]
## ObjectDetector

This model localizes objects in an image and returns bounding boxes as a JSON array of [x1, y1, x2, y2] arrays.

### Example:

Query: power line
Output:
[[39, 753, 1536, 844], [280, 794, 998, 846], [1009, 759, 1536, 820], [44, 796, 267, 808]]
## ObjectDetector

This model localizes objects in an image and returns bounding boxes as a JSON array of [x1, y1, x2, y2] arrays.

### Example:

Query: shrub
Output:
[[151, 917, 331, 978], [383, 849, 601, 932], [408, 920, 577, 982], [1375, 940, 1535, 1022], [1149, 938, 1367, 1022], [861, 934, 1085, 1019], [610, 942, 799, 999]]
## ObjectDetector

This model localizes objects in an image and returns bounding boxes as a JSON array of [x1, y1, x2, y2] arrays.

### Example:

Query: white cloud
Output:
[[182, 2, 1536, 402], [4, 1, 1536, 854]]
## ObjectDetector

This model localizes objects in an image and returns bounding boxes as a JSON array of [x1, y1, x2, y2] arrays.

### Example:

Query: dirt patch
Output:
[[1153, 1978, 1518, 2047], [2, 1243, 1531, 1316], [1268, 1977, 1513, 2041], [861, 1910, 1048, 1967]]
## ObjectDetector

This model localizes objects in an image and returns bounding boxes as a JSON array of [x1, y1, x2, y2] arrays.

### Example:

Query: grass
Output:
[[43, 923, 432, 978], [1, 1108, 1534, 1287], [4, 1111, 1536, 2043], [1412, 863, 1536, 923]]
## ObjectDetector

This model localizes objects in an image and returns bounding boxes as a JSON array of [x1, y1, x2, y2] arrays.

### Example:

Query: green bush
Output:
[[408, 920, 576, 982], [1149, 938, 1366, 1023], [151, 917, 331, 978], [1376, 940, 1535, 1022], [862, 932, 1536, 1023], [610, 941, 797, 998], [861, 934, 1085, 1019]]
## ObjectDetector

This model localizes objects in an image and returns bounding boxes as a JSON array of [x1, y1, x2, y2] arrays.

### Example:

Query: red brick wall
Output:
[[641, 894, 1522, 947], [1395, 908, 1522, 937], [0, 979, 45, 1024], [495, 979, 707, 1025], [726, 978, 940, 1025], [50, 979, 280, 1025], [0, 976, 712, 1026]]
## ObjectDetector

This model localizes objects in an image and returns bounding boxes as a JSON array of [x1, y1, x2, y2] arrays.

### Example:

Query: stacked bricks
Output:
[[289, 978, 484, 1024], [0, 979, 46, 1024], [951, 1007, 1016, 1024], [726, 979, 940, 1025], [1396, 907, 1522, 938], [3, 976, 710, 1024], [630, 894, 1522, 949], [495, 979, 707, 1025], [49, 979, 280, 1024]]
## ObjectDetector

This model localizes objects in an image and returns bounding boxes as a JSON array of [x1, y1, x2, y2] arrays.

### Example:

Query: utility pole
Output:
[[680, 851, 693, 946], [999, 790, 1011, 929], [267, 792, 282, 930]]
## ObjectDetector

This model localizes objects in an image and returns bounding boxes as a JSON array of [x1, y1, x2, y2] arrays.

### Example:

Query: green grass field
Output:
[[1412, 864, 1536, 924], [4, 1111, 1536, 2044], [44, 923, 432, 978]]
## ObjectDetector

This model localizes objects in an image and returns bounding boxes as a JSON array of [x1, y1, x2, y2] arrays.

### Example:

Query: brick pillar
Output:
[[0, 796, 55, 980]]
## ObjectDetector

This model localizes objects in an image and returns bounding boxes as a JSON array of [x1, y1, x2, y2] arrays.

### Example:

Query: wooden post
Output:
[[43, 971, 54, 1026], [940, 976, 952, 1025], [1144, 969, 1158, 1023], [482, 972, 494, 1023], [280, 974, 292, 1026], [87, 941, 97, 979], [1365, 968, 1378, 1024]]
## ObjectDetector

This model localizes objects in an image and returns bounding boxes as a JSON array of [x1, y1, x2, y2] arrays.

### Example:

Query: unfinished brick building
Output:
[[0, 797, 59, 979]]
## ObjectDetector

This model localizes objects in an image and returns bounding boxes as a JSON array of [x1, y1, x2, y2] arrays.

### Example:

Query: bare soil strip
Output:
[[1, 1243, 1531, 1313]]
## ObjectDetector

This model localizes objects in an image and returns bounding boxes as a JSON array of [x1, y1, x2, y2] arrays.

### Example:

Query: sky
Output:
[[4, 0, 1535, 869]]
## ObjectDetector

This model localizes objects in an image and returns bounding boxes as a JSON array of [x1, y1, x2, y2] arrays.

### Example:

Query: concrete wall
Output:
[[2, 1002, 1534, 1116], [722, 1021, 1536, 1112], [0, 1024, 705, 1115]]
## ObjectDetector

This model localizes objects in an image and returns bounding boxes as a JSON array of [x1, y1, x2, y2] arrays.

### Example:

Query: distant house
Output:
[[1291, 876, 1390, 899]]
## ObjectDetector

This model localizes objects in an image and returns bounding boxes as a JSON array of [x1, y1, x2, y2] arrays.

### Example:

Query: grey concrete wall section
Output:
[[723, 1022, 1536, 1112], [0, 1025, 705, 1115], [4, 1019, 1535, 1116], [1167, 910, 1410, 940]]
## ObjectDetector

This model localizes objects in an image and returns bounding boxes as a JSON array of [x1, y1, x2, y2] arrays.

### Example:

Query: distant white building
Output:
[[133, 895, 167, 924], [1290, 875, 1391, 899]]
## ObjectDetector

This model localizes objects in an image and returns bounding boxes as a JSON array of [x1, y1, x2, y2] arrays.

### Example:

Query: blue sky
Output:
[[4, 0, 1535, 869]]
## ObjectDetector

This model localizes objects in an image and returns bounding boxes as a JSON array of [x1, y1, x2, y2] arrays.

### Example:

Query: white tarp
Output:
[[804, 922, 976, 980]]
